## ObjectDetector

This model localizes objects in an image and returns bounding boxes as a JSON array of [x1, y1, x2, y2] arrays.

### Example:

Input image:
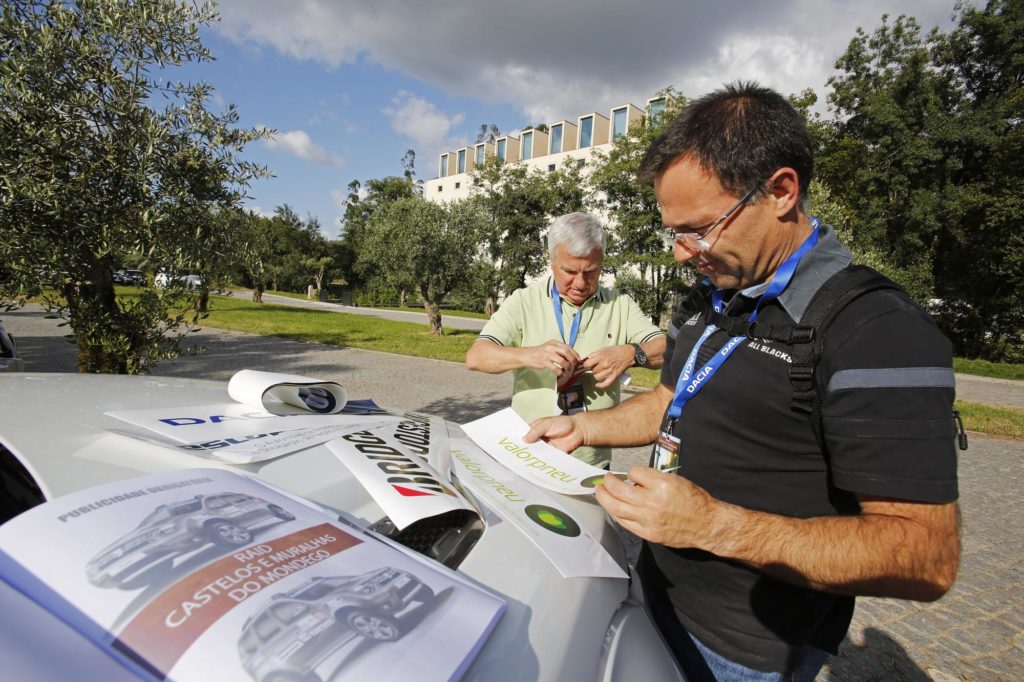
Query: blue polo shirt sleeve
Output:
[[818, 290, 958, 504]]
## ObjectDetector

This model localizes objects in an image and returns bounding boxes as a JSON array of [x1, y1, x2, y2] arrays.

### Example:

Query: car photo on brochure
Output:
[[86, 492, 297, 590]]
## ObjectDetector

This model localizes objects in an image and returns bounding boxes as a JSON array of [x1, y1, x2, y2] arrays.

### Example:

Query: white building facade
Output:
[[425, 96, 667, 202]]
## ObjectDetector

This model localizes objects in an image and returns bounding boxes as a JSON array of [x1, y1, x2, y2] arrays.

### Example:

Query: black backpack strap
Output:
[[789, 265, 903, 448], [702, 309, 815, 344]]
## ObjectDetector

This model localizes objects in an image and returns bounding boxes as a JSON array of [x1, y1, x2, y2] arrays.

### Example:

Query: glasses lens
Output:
[[662, 229, 709, 252]]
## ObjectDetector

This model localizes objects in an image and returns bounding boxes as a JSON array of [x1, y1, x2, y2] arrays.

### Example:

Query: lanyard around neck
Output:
[[667, 219, 821, 421], [551, 281, 584, 348]]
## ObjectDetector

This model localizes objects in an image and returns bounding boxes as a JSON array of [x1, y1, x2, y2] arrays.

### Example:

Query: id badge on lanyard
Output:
[[552, 283, 586, 416], [653, 220, 821, 471]]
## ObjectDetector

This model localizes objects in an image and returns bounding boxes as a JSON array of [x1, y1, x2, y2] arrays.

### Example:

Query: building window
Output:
[[457, 149, 466, 174], [550, 124, 563, 153], [612, 107, 627, 141], [521, 131, 533, 160], [579, 116, 593, 148], [497, 139, 506, 161], [475, 144, 485, 166], [547, 164, 556, 173], [455, 182, 461, 189], [439, 154, 448, 177], [437, 185, 443, 192], [648, 98, 666, 125]]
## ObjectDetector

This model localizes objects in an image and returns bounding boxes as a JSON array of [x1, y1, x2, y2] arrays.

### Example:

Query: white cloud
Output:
[[382, 91, 466, 164], [216, 0, 963, 127], [261, 127, 344, 167]]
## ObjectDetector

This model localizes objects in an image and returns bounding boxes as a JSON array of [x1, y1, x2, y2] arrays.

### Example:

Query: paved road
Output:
[[242, 291, 489, 332], [2, 306, 1022, 680]]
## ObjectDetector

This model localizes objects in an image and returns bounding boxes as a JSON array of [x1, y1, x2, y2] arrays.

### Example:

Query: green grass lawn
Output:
[[954, 357, 1024, 381], [202, 294, 479, 362], [153, 292, 1024, 439]]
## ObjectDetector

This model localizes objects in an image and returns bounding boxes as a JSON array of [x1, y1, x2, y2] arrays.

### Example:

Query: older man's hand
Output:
[[525, 340, 580, 379], [582, 344, 635, 389]]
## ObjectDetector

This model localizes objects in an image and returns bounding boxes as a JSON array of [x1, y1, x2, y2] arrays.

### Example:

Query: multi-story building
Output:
[[425, 95, 668, 203]]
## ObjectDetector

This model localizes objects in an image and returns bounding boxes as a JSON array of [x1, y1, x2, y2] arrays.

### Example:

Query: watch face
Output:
[[633, 344, 647, 366]]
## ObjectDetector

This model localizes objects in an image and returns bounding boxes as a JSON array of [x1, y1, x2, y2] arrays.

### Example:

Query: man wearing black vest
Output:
[[525, 82, 960, 680]]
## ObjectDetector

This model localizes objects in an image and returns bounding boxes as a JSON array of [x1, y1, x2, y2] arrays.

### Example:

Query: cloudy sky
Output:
[[185, 0, 967, 236]]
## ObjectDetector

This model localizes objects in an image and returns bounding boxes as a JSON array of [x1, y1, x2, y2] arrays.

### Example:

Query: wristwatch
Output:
[[631, 343, 647, 368]]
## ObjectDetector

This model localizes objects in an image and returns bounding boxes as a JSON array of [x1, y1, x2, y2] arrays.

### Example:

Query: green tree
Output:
[[588, 88, 688, 325], [471, 156, 589, 314], [358, 197, 481, 334], [821, 2, 1023, 360], [0, 0, 264, 373], [931, 0, 1024, 360], [340, 173, 420, 293]]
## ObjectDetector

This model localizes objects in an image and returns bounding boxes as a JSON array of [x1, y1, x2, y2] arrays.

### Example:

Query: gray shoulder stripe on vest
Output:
[[668, 322, 680, 340], [826, 367, 955, 393]]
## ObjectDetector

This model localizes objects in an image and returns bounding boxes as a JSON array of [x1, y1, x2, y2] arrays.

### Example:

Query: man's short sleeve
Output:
[[478, 287, 526, 347], [819, 290, 958, 503], [620, 294, 663, 345]]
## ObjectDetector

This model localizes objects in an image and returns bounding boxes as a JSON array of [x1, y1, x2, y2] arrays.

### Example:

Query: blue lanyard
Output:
[[667, 220, 821, 421], [551, 281, 583, 348]]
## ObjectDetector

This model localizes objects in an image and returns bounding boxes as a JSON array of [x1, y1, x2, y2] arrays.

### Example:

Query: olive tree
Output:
[[0, 0, 264, 372], [358, 197, 482, 335]]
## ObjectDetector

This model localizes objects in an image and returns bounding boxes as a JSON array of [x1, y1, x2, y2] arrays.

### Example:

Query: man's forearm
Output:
[[573, 383, 671, 448], [465, 339, 527, 374], [640, 335, 666, 370], [706, 496, 960, 600]]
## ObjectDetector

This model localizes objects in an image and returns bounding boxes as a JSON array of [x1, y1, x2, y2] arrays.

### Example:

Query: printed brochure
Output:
[[0, 468, 505, 681]]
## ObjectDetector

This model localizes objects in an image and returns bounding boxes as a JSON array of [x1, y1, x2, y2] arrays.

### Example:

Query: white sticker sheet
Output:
[[227, 369, 348, 415], [327, 417, 476, 531], [461, 408, 625, 495], [105, 401, 402, 464], [449, 437, 626, 579]]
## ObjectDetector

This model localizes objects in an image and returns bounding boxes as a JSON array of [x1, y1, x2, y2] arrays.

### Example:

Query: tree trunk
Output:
[[400, 288, 407, 308], [66, 269, 129, 374], [197, 287, 209, 314], [424, 301, 443, 335], [484, 295, 496, 317]]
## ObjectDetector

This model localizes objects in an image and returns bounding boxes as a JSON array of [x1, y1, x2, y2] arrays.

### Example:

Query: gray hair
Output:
[[546, 212, 606, 259]]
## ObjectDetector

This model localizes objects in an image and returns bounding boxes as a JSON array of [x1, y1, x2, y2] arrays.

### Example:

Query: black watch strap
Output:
[[631, 343, 647, 368]]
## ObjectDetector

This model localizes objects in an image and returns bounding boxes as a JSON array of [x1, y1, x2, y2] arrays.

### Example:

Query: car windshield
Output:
[[270, 601, 308, 624]]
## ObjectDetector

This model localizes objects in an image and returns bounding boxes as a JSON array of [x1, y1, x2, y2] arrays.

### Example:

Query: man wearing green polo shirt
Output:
[[465, 212, 665, 467]]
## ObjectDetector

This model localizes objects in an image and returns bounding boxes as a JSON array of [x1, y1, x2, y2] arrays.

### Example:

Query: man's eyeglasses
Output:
[[661, 182, 764, 252]]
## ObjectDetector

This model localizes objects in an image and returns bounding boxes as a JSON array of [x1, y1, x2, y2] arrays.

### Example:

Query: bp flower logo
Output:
[[524, 504, 581, 537]]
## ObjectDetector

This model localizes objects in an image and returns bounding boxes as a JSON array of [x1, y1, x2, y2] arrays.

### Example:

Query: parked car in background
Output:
[[121, 270, 145, 286], [154, 271, 201, 289], [180, 274, 202, 289], [113, 269, 146, 286], [0, 321, 23, 372]]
